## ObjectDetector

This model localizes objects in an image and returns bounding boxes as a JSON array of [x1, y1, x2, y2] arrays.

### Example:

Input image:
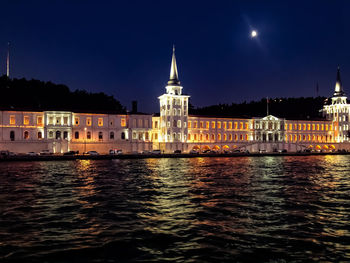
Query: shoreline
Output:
[[0, 151, 349, 162]]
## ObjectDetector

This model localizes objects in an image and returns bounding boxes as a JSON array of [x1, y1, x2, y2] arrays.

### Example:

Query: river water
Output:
[[0, 156, 349, 262]]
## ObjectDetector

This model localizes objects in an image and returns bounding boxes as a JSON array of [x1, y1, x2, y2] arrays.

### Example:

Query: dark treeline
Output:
[[190, 97, 328, 120], [0, 75, 126, 113]]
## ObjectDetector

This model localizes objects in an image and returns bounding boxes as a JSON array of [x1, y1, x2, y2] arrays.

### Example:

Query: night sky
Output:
[[1, 0, 350, 113]]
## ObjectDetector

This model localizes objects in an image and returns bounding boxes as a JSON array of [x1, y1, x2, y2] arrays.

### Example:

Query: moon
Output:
[[251, 30, 257, 38]]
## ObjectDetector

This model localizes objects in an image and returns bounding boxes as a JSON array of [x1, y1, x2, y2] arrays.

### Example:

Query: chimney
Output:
[[132, 101, 138, 113]]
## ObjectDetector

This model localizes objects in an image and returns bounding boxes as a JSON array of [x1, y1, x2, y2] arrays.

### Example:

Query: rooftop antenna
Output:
[[6, 42, 10, 78]]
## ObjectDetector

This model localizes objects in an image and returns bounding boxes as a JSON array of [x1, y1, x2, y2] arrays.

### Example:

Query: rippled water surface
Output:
[[0, 156, 350, 262]]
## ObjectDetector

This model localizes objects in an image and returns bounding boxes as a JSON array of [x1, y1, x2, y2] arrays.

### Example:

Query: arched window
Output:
[[38, 131, 42, 139], [98, 132, 103, 141], [110, 132, 114, 140], [24, 131, 29, 139], [87, 131, 91, 139], [121, 132, 125, 140], [10, 131, 15, 141], [56, 131, 61, 139], [63, 131, 68, 140], [75, 131, 79, 139]]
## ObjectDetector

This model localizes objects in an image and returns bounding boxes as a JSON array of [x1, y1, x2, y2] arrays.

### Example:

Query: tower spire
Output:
[[334, 66, 345, 97], [6, 42, 10, 78], [168, 45, 180, 85]]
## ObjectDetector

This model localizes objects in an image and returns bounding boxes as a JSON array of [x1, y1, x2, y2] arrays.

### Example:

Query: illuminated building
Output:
[[0, 49, 348, 154]]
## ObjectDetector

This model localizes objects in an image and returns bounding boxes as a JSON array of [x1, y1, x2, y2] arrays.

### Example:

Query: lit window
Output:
[[121, 118, 126, 127], [211, 134, 215, 140], [56, 117, 61, 125], [49, 117, 53, 125], [229, 122, 232, 129], [234, 122, 238, 129], [64, 117, 68, 125], [75, 117, 79, 125], [218, 122, 221, 129], [206, 121, 209, 128], [223, 134, 227, 140], [86, 117, 92, 126], [10, 115, 15, 125], [49, 131, 53, 138], [188, 121, 192, 128], [218, 134, 221, 140], [98, 118, 103, 126], [229, 134, 232, 140], [177, 120, 181, 128], [240, 122, 243, 129], [223, 122, 227, 129], [37, 116, 43, 126], [24, 131, 29, 139], [240, 134, 243, 140], [211, 121, 215, 129], [23, 116, 29, 125], [194, 121, 197, 128], [200, 121, 203, 128], [145, 132, 149, 140]]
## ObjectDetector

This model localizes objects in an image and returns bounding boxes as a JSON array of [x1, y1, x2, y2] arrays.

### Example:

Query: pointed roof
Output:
[[167, 45, 181, 86], [334, 66, 346, 97]]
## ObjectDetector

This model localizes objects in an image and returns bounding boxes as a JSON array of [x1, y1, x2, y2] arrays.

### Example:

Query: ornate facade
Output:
[[0, 49, 349, 154]]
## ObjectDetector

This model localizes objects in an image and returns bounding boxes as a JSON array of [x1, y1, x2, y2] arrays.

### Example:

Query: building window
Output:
[[56, 131, 61, 139], [110, 132, 114, 140], [99, 132, 103, 141], [49, 131, 53, 138], [98, 118, 103, 126], [154, 133, 158, 140], [223, 122, 227, 129], [218, 122, 221, 129], [10, 131, 15, 141], [218, 134, 221, 140], [200, 121, 203, 128], [188, 121, 192, 128], [212, 121, 215, 129], [145, 132, 149, 140], [10, 115, 15, 125], [24, 116, 29, 125], [154, 121, 158, 128], [121, 118, 126, 127], [211, 134, 215, 140], [87, 131, 91, 140], [38, 131, 42, 139], [121, 132, 126, 140], [139, 133, 143, 140], [86, 117, 92, 126], [173, 120, 177, 127], [24, 131, 29, 139], [177, 120, 181, 128], [56, 117, 61, 125], [64, 117, 68, 125], [224, 134, 227, 140], [229, 134, 232, 141], [37, 116, 43, 126], [63, 131, 68, 140], [75, 132, 79, 139], [75, 117, 79, 125], [138, 119, 143, 127], [49, 117, 53, 125]]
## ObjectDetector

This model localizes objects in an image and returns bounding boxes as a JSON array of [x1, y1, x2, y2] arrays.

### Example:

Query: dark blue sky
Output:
[[1, 0, 350, 113]]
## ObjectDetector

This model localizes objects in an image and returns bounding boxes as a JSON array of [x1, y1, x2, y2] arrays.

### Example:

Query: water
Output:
[[0, 156, 349, 262]]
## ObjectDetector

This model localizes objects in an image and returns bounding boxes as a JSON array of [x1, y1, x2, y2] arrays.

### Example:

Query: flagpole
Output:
[[266, 97, 269, 116]]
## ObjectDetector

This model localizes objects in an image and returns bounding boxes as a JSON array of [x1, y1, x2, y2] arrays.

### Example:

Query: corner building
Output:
[[0, 49, 349, 154]]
